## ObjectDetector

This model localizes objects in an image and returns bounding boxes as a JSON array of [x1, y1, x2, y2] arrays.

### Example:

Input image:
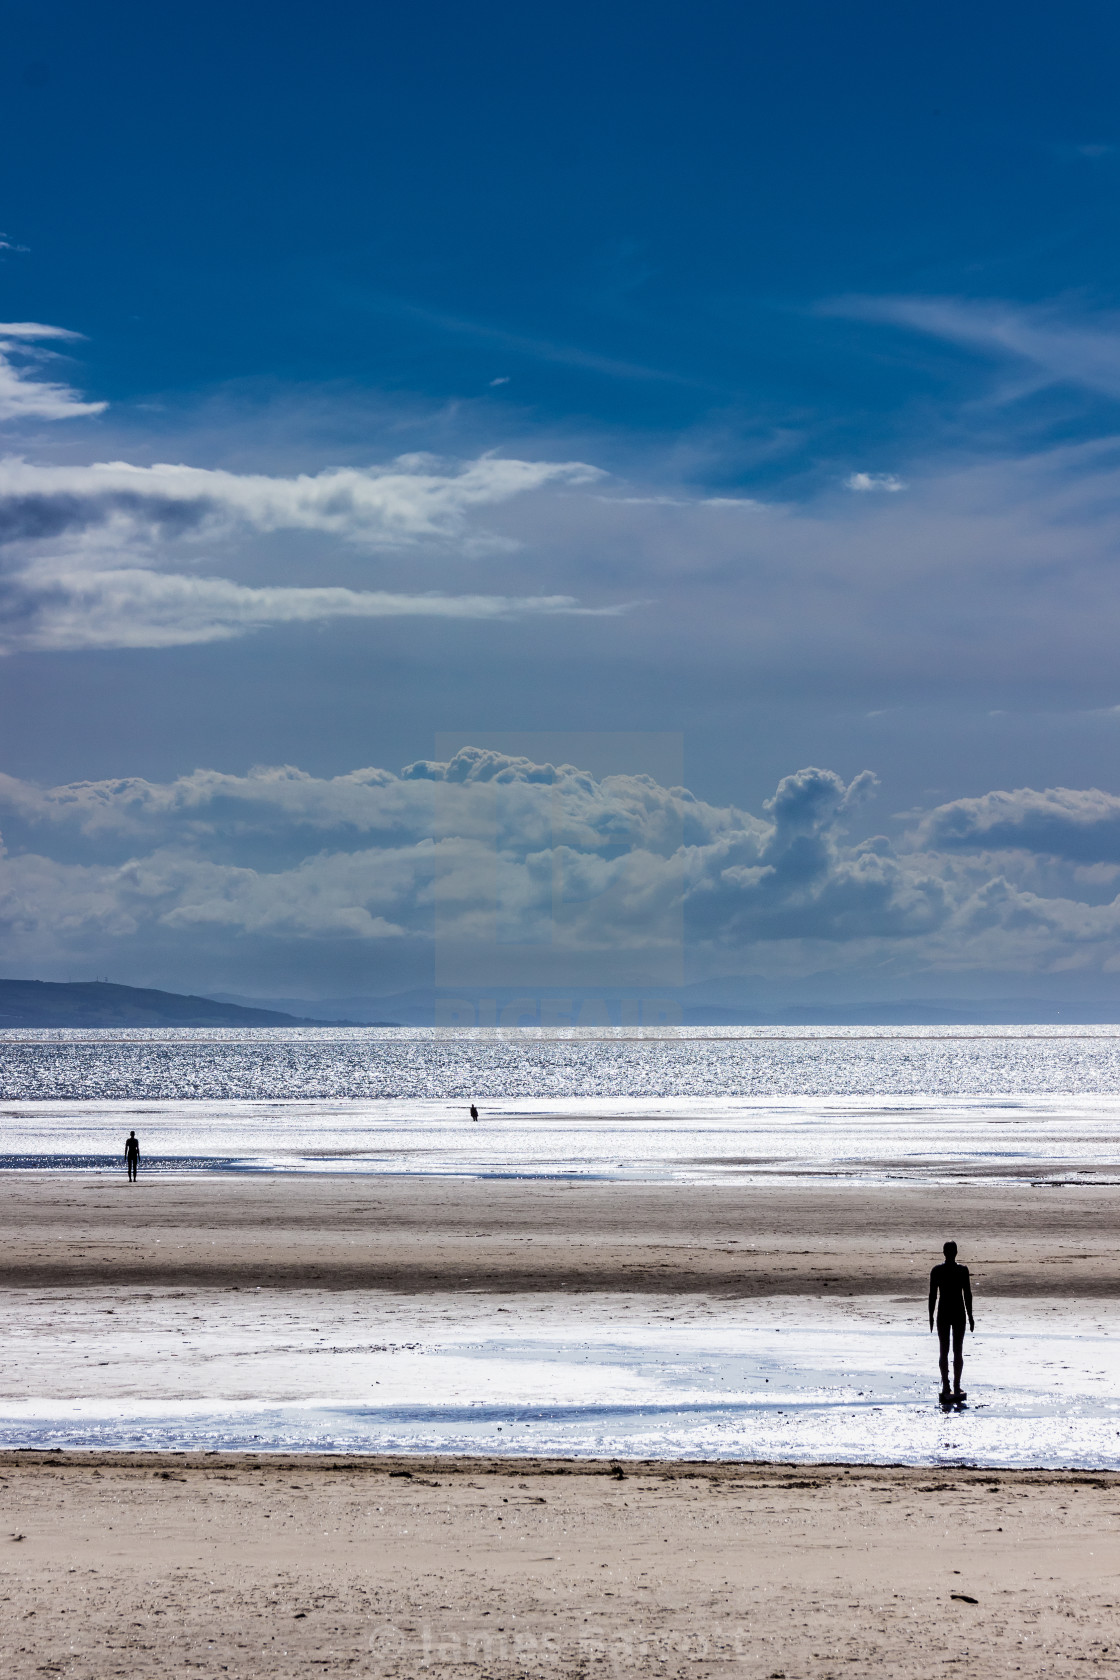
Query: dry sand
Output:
[[2, 1172, 1119, 1674], [2, 1453, 1119, 1678]]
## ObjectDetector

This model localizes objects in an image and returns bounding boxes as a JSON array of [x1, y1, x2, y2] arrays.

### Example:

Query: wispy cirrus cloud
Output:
[[0, 322, 108, 423], [356, 293, 702, 387], [829, 294, 1120, 403]]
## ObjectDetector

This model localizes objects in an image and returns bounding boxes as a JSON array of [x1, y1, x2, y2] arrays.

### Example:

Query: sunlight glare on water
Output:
[[4, 1026, 1120, 1182]]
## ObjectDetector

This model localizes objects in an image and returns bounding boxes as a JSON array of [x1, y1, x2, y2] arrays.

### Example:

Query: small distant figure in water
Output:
[[469, 1104, 479, 1122], [929, 1240, 974, 1403], [124, 1130, 140, 1182]]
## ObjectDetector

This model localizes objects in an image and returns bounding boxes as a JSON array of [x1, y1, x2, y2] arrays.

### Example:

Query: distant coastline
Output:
[[4, 974, 1120, 1029], [217, 986, 1120, 1028], [0, 977, 396, 1029]]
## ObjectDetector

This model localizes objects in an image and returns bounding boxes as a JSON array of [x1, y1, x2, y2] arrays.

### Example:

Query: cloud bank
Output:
[[3, 749, 1120, 995]]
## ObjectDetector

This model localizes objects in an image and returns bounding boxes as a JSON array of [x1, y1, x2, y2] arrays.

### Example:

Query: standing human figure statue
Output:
[[928, 1239, 974, 1402], [469, 1104, 479, 1122], [124, 1130, 140, 1183]]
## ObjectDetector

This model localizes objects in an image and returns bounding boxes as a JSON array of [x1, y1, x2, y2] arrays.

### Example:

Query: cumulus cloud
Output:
[[0, 323, 107, 423], [916, 785, 1120, 864], [0, 749, 739, 859], [3, 750, 1120, 990]]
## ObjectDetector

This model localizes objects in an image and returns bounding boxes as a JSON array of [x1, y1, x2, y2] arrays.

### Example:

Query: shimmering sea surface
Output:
[[3, 1025, 1120, 1182], [4, 1026, 1120, 1466], [6, 1023, 1120, 1102]]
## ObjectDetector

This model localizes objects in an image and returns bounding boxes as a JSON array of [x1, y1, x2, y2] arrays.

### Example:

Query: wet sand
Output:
[[2, 1453, 1119, 1678], [0, 1172, 1117, 1296]]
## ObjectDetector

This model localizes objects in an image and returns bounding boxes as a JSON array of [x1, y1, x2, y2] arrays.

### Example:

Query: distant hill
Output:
[[212, 987, 1120, 1027], [0, 978, 354, 1028], [9, 976, 1118, 1028], [210, 992, 404, 1026]]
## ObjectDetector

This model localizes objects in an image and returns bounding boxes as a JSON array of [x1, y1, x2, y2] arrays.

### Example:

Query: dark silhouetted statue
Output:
[[124, 1129, 140, 1182], [928, 1239, 974, 1402]]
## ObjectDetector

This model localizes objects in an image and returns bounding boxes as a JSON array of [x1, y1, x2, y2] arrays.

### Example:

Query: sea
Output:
[[2, 1024, 1119, 1468], [4, 1022, 1120, 1181]]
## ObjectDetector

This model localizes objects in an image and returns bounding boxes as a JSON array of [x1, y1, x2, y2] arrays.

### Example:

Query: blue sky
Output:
[[9, 0, 1120, 459], [5, 0, 1120, 1000]]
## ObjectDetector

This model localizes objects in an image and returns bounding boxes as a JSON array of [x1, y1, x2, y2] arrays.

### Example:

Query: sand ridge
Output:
[[0, 1174, 1118, 1296]]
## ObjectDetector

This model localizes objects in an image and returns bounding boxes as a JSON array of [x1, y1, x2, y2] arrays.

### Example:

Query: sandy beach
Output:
[[3, 1452, 1119, 1678], [1, 1172, 1118, 1671]]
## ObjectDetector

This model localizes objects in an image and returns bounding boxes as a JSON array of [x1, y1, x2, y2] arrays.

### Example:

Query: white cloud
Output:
[[0, 323, 83, 340], [0, 749, 741, 855], [11, 307, 1120, 693], [1, 568, 621, 654], [0, 323, 107, 423], [0, 452, 602, 546], [915, 785, 1120, 863], [4, 750, 1120, 990], [9, 423, 1117, 680], [0, 449, 616, 651], [0, 335, 617, 654], [845, 471, 906, 492]]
